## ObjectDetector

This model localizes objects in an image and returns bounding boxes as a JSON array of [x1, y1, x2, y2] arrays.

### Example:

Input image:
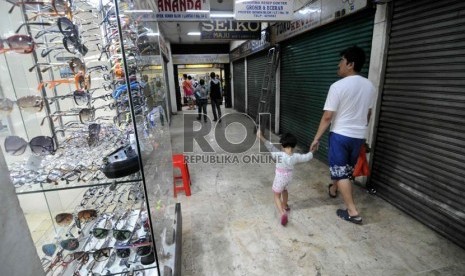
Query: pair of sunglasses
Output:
[[4, 135, 55, 155], [37, 70, 91, 91], [92, 227, 132, 241], [114, 243, 152, 259], [47, 89, 91, 106], [0, 35, 35, 54], [0, 95, 44, 113], [55, 209, 97, 226], [66, 247, 111, 262], [8, 0, 73, 18]]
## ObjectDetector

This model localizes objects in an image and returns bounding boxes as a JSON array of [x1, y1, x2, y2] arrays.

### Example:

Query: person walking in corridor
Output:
[[310, 46, 376, 225], [182, 74, 194, 110], [194, 79, 208, 122], [209, 72, 222, 122], [257, 130, 314, 226]]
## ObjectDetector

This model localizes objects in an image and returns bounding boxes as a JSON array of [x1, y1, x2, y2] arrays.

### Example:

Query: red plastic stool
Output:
[[172, 154, 191, 197]]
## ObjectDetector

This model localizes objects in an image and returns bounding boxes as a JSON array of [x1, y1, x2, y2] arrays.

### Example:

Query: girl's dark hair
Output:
[[280, 133, 297, 148], [340, 45, 366, 72], [199, 79, 205, 85]]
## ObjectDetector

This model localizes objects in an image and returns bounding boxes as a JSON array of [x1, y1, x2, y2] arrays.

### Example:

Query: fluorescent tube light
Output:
[[186, 9, 209, 13], [187, 32, 201, 36], [124, 10, 153, 13], [210, 13, 235, 18]]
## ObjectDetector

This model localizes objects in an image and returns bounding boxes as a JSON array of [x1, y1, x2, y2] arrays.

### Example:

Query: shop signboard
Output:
[[172, 54, 230, 65], [136, 0, 211, 21], [230, 29, 270, 62], [272, 0, 367, 42], [234, 0, 294, 21], [200, 20, 261, 40]]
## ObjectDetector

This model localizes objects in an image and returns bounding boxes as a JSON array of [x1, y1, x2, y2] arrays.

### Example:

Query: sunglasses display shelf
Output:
[[1, 0, 180, 275]]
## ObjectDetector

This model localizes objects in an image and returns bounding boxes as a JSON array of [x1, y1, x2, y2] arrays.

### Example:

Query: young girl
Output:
[[257, 130, 314, 226]]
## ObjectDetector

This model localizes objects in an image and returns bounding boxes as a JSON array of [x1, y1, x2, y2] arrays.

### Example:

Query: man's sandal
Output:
[[336, 209, 362, 225]]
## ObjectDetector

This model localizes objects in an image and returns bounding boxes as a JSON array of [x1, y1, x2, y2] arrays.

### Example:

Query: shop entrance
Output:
[[174, 64, 229, 110]]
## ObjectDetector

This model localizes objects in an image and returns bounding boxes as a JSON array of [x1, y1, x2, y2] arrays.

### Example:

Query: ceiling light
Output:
[[185, 64, 213, 69], [210, 13, 235, 18], [187, 32, 201, 36], [146, 32, 159, 36], [298, 8, 319, 15], [186, 9, 209, 13], [235, 0, 254, 4]]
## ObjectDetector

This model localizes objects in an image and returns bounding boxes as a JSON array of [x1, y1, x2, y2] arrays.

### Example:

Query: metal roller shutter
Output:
[[233, 59, 246, 113], [246, 51, 276, 129], [280, 10, 375, 160], [370, 0, 465, 248]]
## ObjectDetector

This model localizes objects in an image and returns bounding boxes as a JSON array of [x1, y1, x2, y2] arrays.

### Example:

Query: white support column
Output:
[[367, 3, 391, 145], [166, 43, 177, 114], [0, 150, 44, 275], [364, 3, 392, 183]]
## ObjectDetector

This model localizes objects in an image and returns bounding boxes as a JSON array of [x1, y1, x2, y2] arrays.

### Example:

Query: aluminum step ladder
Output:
[[256, 45, 280, 131]]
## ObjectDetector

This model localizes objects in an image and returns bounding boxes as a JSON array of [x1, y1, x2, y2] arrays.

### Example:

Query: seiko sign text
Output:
[[201, 20, 261, 40]]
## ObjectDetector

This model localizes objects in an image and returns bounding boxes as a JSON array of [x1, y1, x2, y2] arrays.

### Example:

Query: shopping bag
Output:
[[353, 143, 370, 177]]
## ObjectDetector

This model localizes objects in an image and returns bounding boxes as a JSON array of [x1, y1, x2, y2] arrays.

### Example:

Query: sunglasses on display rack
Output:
[[41, 104, 117, 126], [46, 88, 111, 107], [55, 209, 98, 226], [29, 59, 107, 75], [47, 89, 91, 106], [4, 135, 56, 156], [46, 167, 84, 184], [42, 243, 58, 257], [37, 70, 91, 90], [7, 0, 73, 19], [0, 95, 44, 114], [0, 35, 35, 54], [42, 249, 65, 274], [27, 6, 94, 22], [115, 242, 153, 260], [29, 62, 68, 73], [32, 18, 88, 56], [31, 17, 81, 39]]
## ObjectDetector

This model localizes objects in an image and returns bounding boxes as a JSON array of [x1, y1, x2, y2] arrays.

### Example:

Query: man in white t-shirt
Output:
[[310, 46, 376, 225]]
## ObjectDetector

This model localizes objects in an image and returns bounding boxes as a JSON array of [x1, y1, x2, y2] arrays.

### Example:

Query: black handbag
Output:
[[101, 145, 140, 178]]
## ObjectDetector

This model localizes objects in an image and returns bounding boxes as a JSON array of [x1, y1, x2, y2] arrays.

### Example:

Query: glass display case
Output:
[[0, 0, 180, 275]]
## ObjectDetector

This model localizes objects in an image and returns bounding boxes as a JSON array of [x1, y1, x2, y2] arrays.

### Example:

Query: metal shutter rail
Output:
[[246, 51, 276, 129], [280, 10, 374, 161], [370, 0, 465, 248], [233, 60, 246, 113]]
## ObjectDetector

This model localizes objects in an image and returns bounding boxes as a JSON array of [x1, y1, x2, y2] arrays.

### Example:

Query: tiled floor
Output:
[[170, 106, 465, 276]]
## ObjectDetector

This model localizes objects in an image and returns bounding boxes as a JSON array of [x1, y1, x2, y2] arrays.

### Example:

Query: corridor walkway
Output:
[[170, 107, 465, 276]]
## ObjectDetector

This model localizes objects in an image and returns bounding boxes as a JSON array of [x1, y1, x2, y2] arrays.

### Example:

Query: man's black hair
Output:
[[199, 79, 205, 85], [280, 133, 297, 148], [340, 46, 366, 72]]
